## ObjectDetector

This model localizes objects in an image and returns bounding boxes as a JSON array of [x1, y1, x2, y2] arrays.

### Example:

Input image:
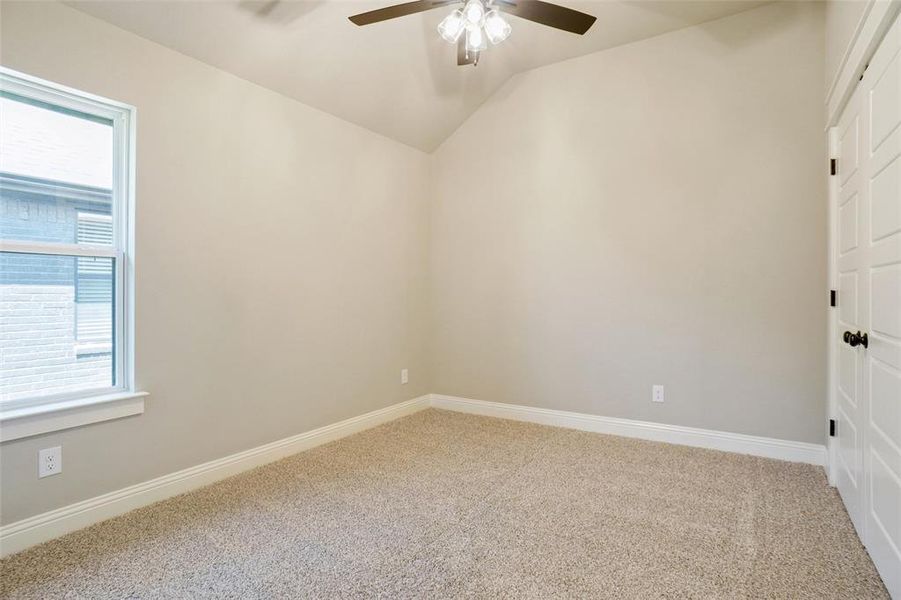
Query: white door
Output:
[[833, 13, 901, 599], [860, 13, 901, 598], [834, 80, 866, 539]]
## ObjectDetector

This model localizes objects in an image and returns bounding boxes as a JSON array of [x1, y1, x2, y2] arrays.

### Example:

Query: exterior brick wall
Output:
[[2, 192, 77, 243], [0, 284, 111, 401]]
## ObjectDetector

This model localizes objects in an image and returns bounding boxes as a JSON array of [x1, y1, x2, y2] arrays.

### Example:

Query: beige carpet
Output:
[[0, 409, 888, 599]]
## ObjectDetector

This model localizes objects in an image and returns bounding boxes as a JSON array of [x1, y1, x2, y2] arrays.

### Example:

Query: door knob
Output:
[[843, 331, 869, 348]]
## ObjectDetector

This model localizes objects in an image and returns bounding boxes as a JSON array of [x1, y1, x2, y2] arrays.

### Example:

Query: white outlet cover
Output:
[[401, 369, 409, 384], [39, 446, 62, 478], [652, 385, 665, 403]]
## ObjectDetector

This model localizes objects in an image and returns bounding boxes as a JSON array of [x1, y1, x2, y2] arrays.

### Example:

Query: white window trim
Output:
[[0, 67, 144, 441], [0, 392, 148, 443]]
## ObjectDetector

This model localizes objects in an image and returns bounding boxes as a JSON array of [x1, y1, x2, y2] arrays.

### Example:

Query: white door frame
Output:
[[826, 0, 901, 487], [826, 1, 901, 130]]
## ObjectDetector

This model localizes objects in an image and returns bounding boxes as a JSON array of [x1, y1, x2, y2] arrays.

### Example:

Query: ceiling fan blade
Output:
[[494, 0, 596, 35], [349, 0, 456, 26], [457, 36, 477, 66]]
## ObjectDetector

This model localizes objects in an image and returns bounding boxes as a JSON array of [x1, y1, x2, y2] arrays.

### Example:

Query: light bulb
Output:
[[465, 23, 486, 52], [483, 10, 511, 44], [463, 0, 484, 25], [437, 9, 465, 43]]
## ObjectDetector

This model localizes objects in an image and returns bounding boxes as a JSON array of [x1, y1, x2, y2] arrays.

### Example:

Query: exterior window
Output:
[[0, 69, 134, 410]]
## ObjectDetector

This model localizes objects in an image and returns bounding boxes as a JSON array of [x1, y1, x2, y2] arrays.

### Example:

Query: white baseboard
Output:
[[429, 394, 827, 466], [0, 395, 430, 558], [1, 392, 827, 558]]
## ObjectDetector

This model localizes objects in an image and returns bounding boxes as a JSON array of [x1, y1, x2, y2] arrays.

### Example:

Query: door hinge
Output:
[[829, 419, 836, 437], [830, 289, 836, 307], [859, 63, 869, 81], [830, 158, 837, 176]]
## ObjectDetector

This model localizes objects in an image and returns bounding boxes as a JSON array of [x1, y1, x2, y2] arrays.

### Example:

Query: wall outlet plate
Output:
[[401, 369, 409, 385], [652, 385, 665, 403], [39, 446, 62, 478]]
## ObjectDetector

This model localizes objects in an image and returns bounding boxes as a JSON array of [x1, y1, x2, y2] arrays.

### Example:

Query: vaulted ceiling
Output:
[[68, 1, 768, 152]]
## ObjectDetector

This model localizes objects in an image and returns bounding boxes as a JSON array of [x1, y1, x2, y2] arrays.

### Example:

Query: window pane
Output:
[[0, 94, 113, 244], [0, 252, 115, 403]]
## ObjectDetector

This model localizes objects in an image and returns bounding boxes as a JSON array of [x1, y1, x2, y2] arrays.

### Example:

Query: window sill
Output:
[[0, 391, 147, 443]]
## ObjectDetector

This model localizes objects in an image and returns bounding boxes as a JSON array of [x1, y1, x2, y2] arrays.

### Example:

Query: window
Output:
[[0, 68, 137, 421]]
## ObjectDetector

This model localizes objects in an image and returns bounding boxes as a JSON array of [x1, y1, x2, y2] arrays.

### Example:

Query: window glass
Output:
[[0, 252, 115, 402], [0, 94, 113, 245], [0, 81, 126, 407]]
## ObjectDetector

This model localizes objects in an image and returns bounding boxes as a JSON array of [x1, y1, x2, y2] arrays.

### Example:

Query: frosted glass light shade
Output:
[[437, 9, 466, 43], [463, 0, 485, 25], [465, 23, 487, 52], [484, 10, 511, 44]]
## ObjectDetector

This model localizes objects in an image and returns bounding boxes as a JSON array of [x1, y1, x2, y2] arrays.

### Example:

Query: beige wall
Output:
[[430, 2, 827, 444], [1, 1, 829, 527], [0, 1, 431, 525], [826, 0, 871, 95]]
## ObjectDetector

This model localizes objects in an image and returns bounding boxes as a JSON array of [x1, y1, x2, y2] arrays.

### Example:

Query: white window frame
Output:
[[0, 67, 145, 442]]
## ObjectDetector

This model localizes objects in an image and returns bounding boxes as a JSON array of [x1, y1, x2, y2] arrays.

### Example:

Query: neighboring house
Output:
[[0, 175, 114, 400]]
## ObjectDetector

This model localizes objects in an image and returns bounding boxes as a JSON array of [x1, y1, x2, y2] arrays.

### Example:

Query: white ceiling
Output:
[[68, 0, 768, 152]]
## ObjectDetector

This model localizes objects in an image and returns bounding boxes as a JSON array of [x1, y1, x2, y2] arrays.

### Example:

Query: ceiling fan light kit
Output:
[[439, 1, 502, 55], [349, 0, 597, 67]]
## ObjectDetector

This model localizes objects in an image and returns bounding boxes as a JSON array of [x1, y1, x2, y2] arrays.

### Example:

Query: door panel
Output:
[[840, 343, 859, 405], [840, 271, 859, 322], [839, 404, 861, 489], [869, 450, 901, 561], [870, 43, 900, 152], [841, 193, 860, 253], [840, 115, 860, 184], [870, 359, 900, 448], [871, 153, 900, 242], [861, 13, 901, 599], [871, 265, 901, 338], [835, 82, 867, 538]]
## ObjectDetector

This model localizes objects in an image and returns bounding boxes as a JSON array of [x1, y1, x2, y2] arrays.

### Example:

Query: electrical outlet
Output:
[[39, 446, 62, 478], [401, 369, 409, 385], [652, 385, 665, 403]]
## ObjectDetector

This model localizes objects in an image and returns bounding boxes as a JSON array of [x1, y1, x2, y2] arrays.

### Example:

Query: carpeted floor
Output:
[[0, 409, 889, 599]]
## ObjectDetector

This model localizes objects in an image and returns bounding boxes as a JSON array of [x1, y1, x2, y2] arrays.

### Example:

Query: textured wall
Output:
[[430, 2, 827, 444]]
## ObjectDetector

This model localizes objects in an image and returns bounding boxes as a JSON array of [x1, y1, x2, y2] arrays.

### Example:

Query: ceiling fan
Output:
[[348, 0, 596, 67]]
